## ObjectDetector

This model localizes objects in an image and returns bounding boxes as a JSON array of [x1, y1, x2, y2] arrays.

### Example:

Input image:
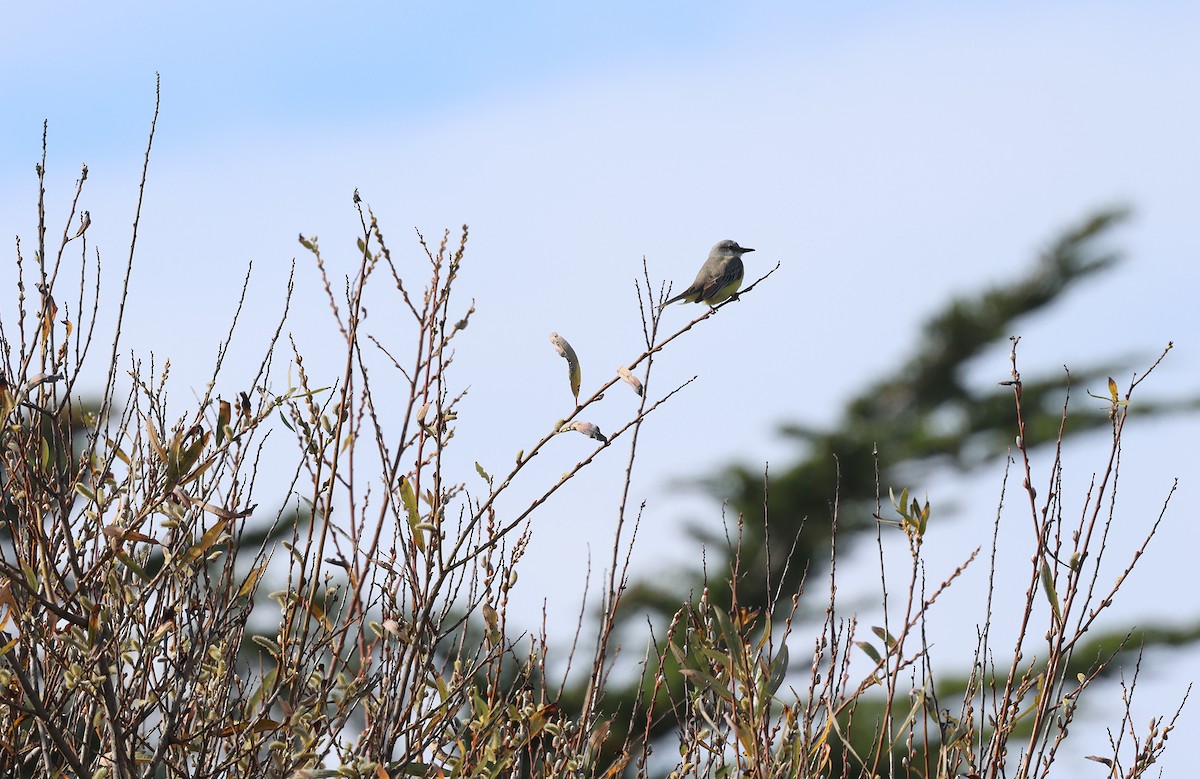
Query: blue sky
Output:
[[3, 2, 1198, 771], [2, 4, 869, 135]]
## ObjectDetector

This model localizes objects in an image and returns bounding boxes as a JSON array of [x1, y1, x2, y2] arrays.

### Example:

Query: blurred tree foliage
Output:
[[565, 206, 1199, 765], [627, 206, 1187, 619]]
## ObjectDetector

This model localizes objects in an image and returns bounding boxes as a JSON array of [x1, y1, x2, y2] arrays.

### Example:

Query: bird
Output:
[[663, 240, 755, 307]]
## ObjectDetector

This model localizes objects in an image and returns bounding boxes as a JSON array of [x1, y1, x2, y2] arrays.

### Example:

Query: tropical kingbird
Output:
[[663, 239, 755, 307]]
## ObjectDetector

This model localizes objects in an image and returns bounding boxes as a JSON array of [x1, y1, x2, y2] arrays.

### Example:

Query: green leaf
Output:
[[238, 564, 268, 598], [178, 430, 210, 483], [766, 643, 789, 696], [115, 550, 152, 582], [916, 497, 931, 536], [871, 626, 898, 648], [183, 519, 232, 565], [678, 665, 732, 701], [400, 477, 424, 551], [245, 663, 278, 714], [712, 607, 742, 658], [1040, 560, 1062, 625]]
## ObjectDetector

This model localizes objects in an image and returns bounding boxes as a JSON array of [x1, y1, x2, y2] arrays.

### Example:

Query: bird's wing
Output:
[[696, 259, 743, 302], [665, 256, 742, 305], [664, 270, 708, 305]]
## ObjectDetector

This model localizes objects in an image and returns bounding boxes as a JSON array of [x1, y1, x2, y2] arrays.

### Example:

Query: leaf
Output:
[[38, 292, 57, 350], [889, 688, 927, 751], [712, 607, 740, 654], [304, 595, 332, 631], [177, 430, 211, 482], [0, 383, 15, 421], [1040, 560, 1062, 625], [216, 399, 231, 445], [549, 331, 582, 404], [182, 518, 232, 565], [699, 646, 732, 667], [115, 550, 152, 581], [766, 643, 789, 696], [855, 641, 882, 662], [245, 663, 278, 713], [106, 437, 132, 466], [102, 525, 158, 545], [172, 487, 255, 520], [677, 666, 732, 700], [219, 718, 281, 737], [871, 626, 898, 648], [481, 603, 501, 645], [238, 564, 268, 598], [400, 477, 424, 551], [616, 366, 643, 396], [481, 603, 499, 631], [558, 421, 608, 443], [145, 417, 168, 468], [1107, 376, 1118, 401]]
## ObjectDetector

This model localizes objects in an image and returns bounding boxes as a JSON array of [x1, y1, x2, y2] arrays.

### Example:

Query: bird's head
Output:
[[712, 239, 755, 257]]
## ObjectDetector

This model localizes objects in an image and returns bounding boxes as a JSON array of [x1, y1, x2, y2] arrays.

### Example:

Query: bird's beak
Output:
[[742, 247, 755, 253]]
